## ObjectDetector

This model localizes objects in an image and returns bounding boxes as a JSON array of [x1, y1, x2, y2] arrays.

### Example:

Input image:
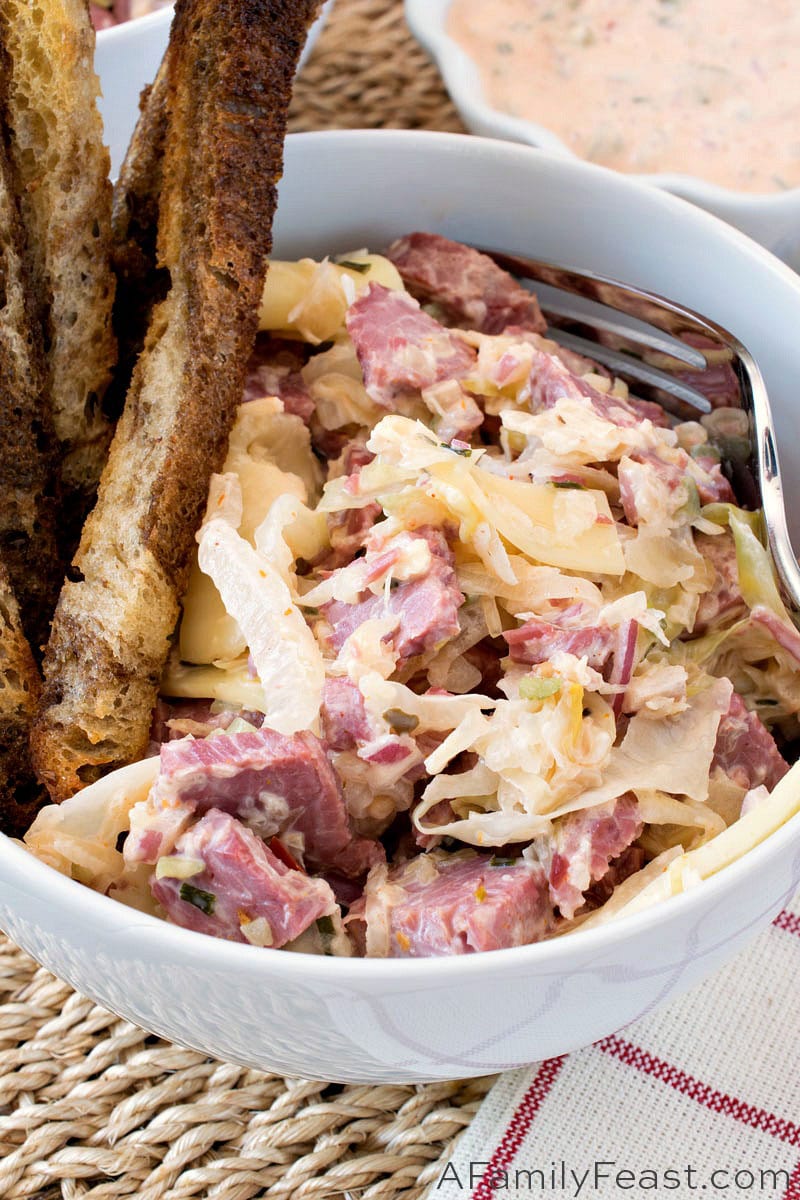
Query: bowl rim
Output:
[[404, 0, 800, 210], [4, 126, 800, 985], [3, 799, 799, 982]]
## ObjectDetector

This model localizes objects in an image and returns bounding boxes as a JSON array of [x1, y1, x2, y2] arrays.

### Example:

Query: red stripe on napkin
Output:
[[782, 1159, 800, 1200], [598, 1035, 800, 1145], [435, 894, 800, 1200], [774, 909, 800, 939], [470, 1056, 566, 1200]]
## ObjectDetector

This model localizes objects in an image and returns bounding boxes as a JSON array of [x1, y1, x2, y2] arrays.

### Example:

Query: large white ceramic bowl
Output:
[[1, 131, 799, 1084], [405, 0, 800, 272], [95, 2, 334, 176]]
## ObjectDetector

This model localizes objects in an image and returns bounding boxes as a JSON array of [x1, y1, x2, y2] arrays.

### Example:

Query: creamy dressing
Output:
[[447, 0, 800, 192]]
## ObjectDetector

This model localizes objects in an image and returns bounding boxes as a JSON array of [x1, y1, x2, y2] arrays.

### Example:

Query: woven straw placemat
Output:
[[0, 938, 491, 1199], [0, 3, 489, 1198], [289, 0, 466, 134]]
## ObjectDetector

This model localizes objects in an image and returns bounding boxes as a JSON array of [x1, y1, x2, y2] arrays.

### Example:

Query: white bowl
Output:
[[2, 130, 800, 1083], [95, 1, 334, 177], [405, 0, 800, 272]]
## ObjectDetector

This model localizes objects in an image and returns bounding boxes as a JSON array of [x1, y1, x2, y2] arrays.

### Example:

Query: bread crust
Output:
[[0, 46, 62, 657], [0, 558, 45, 836], [108, 57, 171, 418], [33, 0, 322, 802], [0, 0, 117, 540]]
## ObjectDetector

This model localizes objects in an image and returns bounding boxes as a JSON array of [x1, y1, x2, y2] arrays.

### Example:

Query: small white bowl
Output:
[[1, 129, 799, 1083], [95, 1, 334, 177], [405, 0, 800, 271]]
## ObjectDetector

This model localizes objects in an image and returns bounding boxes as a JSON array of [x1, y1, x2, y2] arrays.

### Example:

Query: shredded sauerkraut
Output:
[[25, 235, 800, 958]]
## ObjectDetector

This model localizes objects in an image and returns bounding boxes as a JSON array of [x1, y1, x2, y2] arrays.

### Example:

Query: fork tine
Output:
[[540, 297, 709, 369], [484, 247, 737, 416], [486, 249, 722, 344], [548, 328, 712, 415], [486, 247, 800, 612]]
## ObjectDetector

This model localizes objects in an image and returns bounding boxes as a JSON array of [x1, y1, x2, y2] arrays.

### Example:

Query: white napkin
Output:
[[431, 894, 800, 1200]]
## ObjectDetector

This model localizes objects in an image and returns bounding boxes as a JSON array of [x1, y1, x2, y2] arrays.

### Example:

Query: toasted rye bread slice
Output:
[[0, 558, 45, 836], [0, 67, 62, 657], [107, 56, 171, 417], [0, 0, 117, 533], [32, 0, 322, 802]]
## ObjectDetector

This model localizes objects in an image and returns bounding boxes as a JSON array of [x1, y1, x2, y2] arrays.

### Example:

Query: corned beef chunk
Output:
[[386, 232, 546, 335], [528, 347, 666, 428], [322, 527, 464, 662], [351, 852, 553, 956], [692, 532, 746, 634], [326, 438, 381, 559], [150, 728, 384, 877], [345, 283, 476, 408], [242, 335, 314, 421], [544, 795, 644, 920], [320, 677, 373, 751], [152, 809, 336, 946], [712, 693, 788, 792], [505, 617, 617, 672]]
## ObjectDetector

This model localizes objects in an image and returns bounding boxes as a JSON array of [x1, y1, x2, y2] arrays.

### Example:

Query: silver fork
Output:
[[484, 249, 800, 614]]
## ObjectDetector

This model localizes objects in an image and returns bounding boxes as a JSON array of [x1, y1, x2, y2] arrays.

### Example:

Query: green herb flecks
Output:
[[179, 883, 216, 915], [336, 259, 371, 273]]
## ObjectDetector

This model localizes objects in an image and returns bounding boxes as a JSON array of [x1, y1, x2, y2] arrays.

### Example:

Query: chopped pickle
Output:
[[519, 676, 563, 701], [179, 883, 216, 915], [383, 708, 420, 733]]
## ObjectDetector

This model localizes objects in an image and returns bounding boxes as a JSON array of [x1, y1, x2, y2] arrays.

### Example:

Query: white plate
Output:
[[405, 0, 800, 271]]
